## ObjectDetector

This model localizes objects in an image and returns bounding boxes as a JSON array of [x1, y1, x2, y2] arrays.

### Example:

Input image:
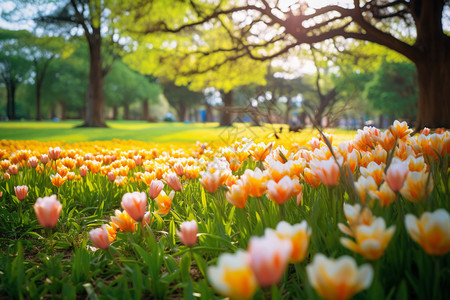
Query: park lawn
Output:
[[0, 120, 355, 146]]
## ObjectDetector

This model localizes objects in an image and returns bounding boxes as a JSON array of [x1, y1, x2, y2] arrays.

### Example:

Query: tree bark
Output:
[[142, 100, 149, 121], [413, 0, 450, 130], [177, 102, 187, 122], [81, 28, 107, 127], [220, 90, 233, 126], [124, 101, 130, 120], [112, 105, 118, 120], [6, 82, 16, 120], [206, 103, 213, 122], [36, 79, 42, 121]]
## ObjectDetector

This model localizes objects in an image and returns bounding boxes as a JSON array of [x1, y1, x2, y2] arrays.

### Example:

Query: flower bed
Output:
[[0, 121, 449, 299]]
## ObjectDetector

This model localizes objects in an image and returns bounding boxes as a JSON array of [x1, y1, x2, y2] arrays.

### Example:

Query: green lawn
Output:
[[0, 120, 355, 145]]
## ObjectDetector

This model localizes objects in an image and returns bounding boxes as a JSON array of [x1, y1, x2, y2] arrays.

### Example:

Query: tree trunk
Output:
[[220, 90, 233, 126], [142, 100, 149, 121], [81, 30, 107, 127], [177, 102, 186, 122], [112, 105, 118, 120], [412, 0, 450, 129], [36, 79, 42, 121], [206, 103, 213, 122], [6, 83, 16, 120], [415, 57, 450, 129], [61, 102, 67, 120], [124, 101, 130, 120]]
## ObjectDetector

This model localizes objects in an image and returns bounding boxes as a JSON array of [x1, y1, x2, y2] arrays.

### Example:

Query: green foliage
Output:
[[364, 60, 418, 122]]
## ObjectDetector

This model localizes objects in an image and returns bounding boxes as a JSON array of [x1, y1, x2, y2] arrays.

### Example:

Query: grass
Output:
[[0, 120, 355, 145]]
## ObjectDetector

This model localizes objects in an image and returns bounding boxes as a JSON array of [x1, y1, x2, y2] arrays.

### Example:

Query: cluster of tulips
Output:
[[1, 120, 449, 299]]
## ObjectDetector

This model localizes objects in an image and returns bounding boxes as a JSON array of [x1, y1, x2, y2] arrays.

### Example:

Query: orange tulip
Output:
[[50, 173, 67, 187], [110, 210, 136, 232], [226, 180, 248, 209], [310, 158, 340, 186], [154, 190, 175, 215], [14, 185, 28, 201], [405, 209, 450, 255]]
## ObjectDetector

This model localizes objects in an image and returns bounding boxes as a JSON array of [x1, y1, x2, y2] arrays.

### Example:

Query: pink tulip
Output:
[[176, 220, 198, 247], [384, 163, 409, 192], [89, 226, 111, 250], [107, 171, 116, 182], [28, 156, 39, 168], [14, 185, 28, 201], [8, 164, 18, 175], [173, 162, 184, 176], [166, 173, 182, 191], [310, 158, 340, 186], [34, 195, 62, 229], [79, 165, 88, 177], [121, 192, 147, 221], [248, 230, 292, 287], [40, 154, 49, 164], [149, 180, 164, 199], [48, 147, 62, 160]]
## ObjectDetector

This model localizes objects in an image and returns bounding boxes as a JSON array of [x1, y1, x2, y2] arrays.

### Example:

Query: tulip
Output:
[[225, 181, 248, 209], [142, 211, 154, 227], [338, 203, 375, 237], [208, 250, 258, 300], [274, 220, 311, 263], [400, 170, 434, 202], [48, 146, 62, 160], [241, 168, 267, 197], [249, 141, 274, 161], [176, 220, 198, 247], [354, 175, 377, 203], [107, 171, 116, 182], [149, 179, 164, 199], [89, 226, 111, 250], [304, 167, 321, 188], [121, 192, 147, 221], [307, 254, 373, 300], [310, 158, 340, 186], [173, 162, 184, 176], [391, 120, 413, 140], [199, 170, 221, 194], [360, 161, 385, 186], [248, 230, 292, 287], [27, 156, 39, 168], [50, 173, 67, 187], [34, 195, 62, 229], [266, 176, 297, 205], [341, 217, 395, 260], [405, 209, 450, 255], [8, 164, 18, 175], [110, 210, 136, 232], [40, 154, 49, 164], [155, 190, 175, 215], [384, 162, 409, 192], [165, 173, 182, 191], [14, 185, 28, 201], [79, 165, 88, 177], [369, 182, 396, 207]]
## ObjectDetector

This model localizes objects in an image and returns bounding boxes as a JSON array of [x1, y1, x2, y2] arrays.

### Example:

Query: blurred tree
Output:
[[104, 60, 161, 120], [0, 29, 31, 120], [159, 80, 204, 122], [113, 0, 450, 129], [365, 60, 418, 124], [34, 0, 120, 127]]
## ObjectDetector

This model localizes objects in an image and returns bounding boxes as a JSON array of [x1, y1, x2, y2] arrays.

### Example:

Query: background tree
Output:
[[35, 0, 119, 127], [365, 60, 418, 124], [0, 29, 31, 120], [114, 0, 450, 129], [160, 80, 204, 122], [104, 60, 161, 120]]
